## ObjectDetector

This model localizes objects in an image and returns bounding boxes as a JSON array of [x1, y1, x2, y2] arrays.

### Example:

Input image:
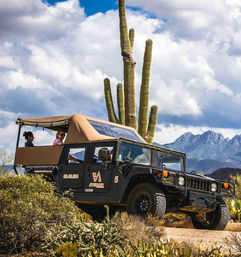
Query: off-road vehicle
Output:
[[14, 114, 234, 229]]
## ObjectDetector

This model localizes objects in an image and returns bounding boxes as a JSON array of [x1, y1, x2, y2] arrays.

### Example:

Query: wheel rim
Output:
[[134, 194, 151, 214]]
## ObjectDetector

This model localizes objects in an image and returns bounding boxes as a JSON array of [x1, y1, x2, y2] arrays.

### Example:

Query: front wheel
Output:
[[191, 198, 229, 230], [127, 183, 166, 218]]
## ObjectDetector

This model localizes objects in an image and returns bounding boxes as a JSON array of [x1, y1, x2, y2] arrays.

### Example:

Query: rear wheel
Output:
[[127, 183, 166, 218], [191, 198, 229, 230]]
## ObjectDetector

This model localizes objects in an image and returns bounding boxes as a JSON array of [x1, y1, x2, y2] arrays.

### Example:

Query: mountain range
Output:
[[155, 131, 241, 174], [208, 167, 241, 181]]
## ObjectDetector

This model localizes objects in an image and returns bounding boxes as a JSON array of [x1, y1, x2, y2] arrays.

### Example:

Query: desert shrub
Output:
[[125, 240, 227, 257], [231, 174, 241, 200], [0, 174, 85, 254], [0, 151, 13, 176], [227, 199, 241, 222], [48, 211, 232, 257], [115, 212, 165, 246], [44, 209, 127, 256]]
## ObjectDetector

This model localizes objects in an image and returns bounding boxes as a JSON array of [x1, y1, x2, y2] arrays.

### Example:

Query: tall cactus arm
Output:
[[119, 0, 131, 57], [129, 28, 134, 50], [119, 0, 137, 129], [104, 78, 119, 123], [146, 105, 158, 144], [138, 39, 153, 138], [117, 83, 125, 125]]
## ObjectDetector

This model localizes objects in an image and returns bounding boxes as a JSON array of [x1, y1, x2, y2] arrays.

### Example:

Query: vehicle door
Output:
[[84, 145, 114, 193], [59, 146, 86, 191]]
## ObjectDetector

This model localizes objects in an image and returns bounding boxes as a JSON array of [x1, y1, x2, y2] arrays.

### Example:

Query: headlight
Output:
[[211, 183, 217, 192], [178, 176, 185, 186]]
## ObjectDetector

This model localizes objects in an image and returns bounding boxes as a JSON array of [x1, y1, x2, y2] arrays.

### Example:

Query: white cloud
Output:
[[0, 0, 85, 41], [150, 76, 202, 116], [1, 0, 241, 156], [0, 123, 18, 155], [126, 0, 239, 41]]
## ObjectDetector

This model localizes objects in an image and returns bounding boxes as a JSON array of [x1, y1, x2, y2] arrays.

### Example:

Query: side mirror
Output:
[[98, 148, 109, 162]]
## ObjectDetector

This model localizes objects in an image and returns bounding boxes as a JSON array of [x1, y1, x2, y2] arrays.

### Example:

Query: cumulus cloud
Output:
[[126, 0, 241, 42], [1, 0, 241, 155], [0, 0, 85, 40]]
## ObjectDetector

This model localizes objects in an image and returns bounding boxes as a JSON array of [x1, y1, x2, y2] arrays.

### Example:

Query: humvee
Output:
[[14, 114, 234, 229]]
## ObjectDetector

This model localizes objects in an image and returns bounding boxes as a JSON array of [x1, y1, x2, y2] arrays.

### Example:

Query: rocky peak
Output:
[[174, 132, 194, 144], [230, 135, 241, 145], [199, 130, 225, 145]]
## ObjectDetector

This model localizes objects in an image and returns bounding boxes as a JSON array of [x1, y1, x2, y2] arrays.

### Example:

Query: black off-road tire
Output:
[[126, 183, 166, 218], [191, 198, 229, 230]]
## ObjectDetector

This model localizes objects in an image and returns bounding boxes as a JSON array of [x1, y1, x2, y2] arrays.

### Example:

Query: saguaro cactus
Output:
[[119, 0, 137, 129], [104, 0, 158, 144]]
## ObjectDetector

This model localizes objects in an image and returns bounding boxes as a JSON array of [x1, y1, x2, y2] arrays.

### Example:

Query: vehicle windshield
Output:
[[117, 142, 151, 165], [153, 150, 184, 171], [88, 120, 143, 142]]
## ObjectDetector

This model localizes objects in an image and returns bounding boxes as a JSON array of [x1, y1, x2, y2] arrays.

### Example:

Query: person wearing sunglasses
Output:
[[53, 131, 65, 146]]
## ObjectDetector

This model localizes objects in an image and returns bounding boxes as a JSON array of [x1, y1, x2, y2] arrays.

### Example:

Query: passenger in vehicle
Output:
[[95, 148, 113, 163], [134, 148, 150, 164], [23, 131, 34, 147], [53, 131, 65, 146]]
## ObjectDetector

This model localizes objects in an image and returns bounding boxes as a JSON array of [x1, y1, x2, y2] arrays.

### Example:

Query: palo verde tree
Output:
[[104, 0, 158, 144]]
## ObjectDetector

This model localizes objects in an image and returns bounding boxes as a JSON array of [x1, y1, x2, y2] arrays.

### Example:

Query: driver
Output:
[[134, 148, 150, 164]]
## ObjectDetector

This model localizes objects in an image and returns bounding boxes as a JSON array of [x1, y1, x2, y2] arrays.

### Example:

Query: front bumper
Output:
[[178, 191, 218, 212]]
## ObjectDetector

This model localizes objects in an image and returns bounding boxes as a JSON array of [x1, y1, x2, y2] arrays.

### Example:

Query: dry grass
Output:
[[225, 222, 241, 232], [160, 212, 194, 228], [115, 212, 165, 246]]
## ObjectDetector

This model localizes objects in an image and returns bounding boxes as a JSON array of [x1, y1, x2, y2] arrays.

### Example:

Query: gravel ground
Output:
[[163, 223, 241, 255]]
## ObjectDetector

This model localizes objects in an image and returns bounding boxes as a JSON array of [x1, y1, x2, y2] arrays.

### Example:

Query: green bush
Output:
[[48, 212, 235, 257], [123, 240, 227, 257], [231, 174, 241, 200], [0, 174, 84, 254], [227, 199, 241, 222], [52, 237, 233, 257], [44, 209, 127, 256]]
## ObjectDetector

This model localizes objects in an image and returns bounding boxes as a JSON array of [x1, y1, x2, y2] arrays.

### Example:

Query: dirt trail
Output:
[[163, 226, 240, 254]]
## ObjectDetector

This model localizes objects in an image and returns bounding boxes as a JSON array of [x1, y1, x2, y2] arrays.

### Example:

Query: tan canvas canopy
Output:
[[16, 114, 145, 144], [14, 114, 187, 171]]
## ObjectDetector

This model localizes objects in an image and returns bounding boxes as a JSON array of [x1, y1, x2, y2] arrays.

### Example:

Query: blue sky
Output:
[[1, 0, 241, 154], [46, 0, 118, 16]]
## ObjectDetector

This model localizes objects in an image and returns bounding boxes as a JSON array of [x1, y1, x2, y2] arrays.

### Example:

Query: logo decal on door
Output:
[[92, 171, 102, 182], [89, 171, 104, 188]]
